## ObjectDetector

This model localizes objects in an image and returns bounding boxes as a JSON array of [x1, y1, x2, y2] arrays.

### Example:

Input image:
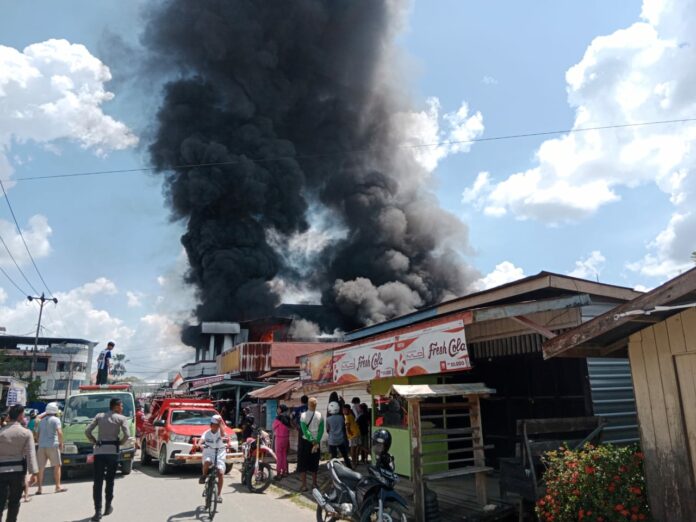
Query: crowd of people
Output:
[[269, 393, 372, 492]]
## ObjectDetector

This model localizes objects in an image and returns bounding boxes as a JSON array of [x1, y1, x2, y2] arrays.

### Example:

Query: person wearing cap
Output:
[[197, 415, 228, 501], [0, 405, 38, 522], [85, 397, 130, 521], [36, 402, 66, 495], [96, 342, 115, 385]]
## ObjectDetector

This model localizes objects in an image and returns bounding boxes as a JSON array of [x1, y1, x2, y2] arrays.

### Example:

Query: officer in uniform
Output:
[[85, 397, 130, 521], [0, 405, 38, 522]]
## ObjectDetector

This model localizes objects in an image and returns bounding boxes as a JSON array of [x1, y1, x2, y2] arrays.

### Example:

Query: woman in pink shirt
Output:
[[273, 404, 291, 478]]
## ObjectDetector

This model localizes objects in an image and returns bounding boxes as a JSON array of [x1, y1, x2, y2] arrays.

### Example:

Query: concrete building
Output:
[[0, 335, 97, 400]]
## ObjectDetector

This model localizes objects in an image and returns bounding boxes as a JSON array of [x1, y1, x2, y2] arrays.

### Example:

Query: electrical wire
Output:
[[0, 265, 28, 296], [0, 233, 39, 295], [2, 117, 695, 183], [0, 179, 54, 297]]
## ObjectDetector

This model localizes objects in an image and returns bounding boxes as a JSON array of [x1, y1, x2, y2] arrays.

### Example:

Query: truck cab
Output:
[[61, 385, 137, 476], [141, 397, 238, 475]]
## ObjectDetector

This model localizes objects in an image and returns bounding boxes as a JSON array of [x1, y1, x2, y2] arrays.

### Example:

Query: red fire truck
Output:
[[140, 397, 240, 475]]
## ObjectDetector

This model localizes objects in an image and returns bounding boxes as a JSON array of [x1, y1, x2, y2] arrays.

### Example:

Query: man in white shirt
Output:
[[198, 415, 227, 501]]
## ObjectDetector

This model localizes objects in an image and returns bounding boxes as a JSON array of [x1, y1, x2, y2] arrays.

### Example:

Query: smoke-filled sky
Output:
[[4, 0, 695, 375]]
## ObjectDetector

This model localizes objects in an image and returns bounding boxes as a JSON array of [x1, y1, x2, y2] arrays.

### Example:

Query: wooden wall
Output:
[[628, 308, 696, 522]]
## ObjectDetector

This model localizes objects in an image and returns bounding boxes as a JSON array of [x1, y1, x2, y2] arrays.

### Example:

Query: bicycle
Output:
[[202, 446, 224, 520]]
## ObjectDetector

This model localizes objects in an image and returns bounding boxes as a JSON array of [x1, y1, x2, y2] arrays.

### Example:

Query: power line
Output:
[[2, 117, 695, 184], [0, 233, 39, 295], [0, 265, 28, 296], [0, 179, 54, 297]]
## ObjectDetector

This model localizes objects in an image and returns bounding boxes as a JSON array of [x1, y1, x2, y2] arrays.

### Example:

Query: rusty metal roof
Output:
[[248, 379, 302, 399], [269, 342, 345, 368]]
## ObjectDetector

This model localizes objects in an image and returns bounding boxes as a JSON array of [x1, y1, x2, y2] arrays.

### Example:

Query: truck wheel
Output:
[[141, 441, 152, 465], [121, 460, 133, 475], [158, 446, 171, 475]]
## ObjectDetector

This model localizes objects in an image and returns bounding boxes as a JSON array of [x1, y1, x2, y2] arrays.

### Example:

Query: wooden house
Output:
[[543, 267, 696, 522]]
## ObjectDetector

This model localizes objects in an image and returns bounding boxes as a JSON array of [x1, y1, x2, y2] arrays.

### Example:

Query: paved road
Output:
[[18, 461, 313, 522]]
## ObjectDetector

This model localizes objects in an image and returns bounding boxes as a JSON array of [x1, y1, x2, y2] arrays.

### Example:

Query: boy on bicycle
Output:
[[198, 415, 227, 501]]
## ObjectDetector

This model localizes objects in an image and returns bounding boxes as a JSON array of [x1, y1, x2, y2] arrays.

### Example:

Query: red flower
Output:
[[631, 516, 638, 521], [585, 466, 595, 474], [631, 506, 639, 514], [613, 475, 621, 482], [638, 515, 646, 520], [578, 509, 585, 520], [621, 510, 630, 517], [608, 485, 616, 493], [619, 465, 629, 473], [634, 451, 644, 460], [615, 504, 625, 512], [597, 518, 604, 522]]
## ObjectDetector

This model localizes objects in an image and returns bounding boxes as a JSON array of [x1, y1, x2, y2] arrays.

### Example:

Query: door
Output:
[[675, 354, 696, 484]]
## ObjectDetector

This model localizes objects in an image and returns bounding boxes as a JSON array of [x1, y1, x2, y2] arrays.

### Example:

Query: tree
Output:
[[692, 251, 696, 263], [111, 353, 129, 378], [0, 352, 43, 402]]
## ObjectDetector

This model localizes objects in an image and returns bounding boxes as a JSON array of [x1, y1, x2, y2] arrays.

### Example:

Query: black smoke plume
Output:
[[144, 0, 478, 331]]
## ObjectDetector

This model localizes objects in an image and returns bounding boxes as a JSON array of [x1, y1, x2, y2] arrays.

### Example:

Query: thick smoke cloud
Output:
[[144, 0, 478, 330]]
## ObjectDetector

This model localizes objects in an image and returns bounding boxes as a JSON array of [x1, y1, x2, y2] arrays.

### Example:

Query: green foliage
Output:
[[111, 353, 129, 378], [691, 251, 696, 263], [26, 378, 43, 403], [536, 444, 651, 522]]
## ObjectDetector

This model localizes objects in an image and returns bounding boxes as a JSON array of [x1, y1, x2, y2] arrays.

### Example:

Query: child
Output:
[[198, 415, 228, 502], [343, 404, 361, 467]]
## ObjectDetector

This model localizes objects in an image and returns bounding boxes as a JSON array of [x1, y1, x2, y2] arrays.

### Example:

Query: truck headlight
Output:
[[62, 443, 78, 455], [170, 434, 188, 443], [121, 437, 136, 450]]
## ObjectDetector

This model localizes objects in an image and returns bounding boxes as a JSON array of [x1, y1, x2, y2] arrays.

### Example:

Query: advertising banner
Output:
[[332, 337, 396, 384], [394, 319, 470, 377], [217, 347, 240, 375], [299, 350, 335, 383]]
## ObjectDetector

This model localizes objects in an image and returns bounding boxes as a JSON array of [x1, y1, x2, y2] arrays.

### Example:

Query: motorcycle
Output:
[[240, 427, 276, 493], [313, 451, 408, 522]]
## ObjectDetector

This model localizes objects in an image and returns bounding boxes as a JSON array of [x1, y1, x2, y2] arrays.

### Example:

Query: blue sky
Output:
[[2, 0, 694, 377]]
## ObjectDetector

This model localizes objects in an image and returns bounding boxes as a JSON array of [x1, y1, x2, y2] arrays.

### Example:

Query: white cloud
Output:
[[0, 215, 52, 269], [0, 287, 7, 304], [467, 0, 696, 276], [482, 75, 499, 85], [568, 251, 606, 280], [126, 290, 144, 308], [0, 256, 199, 381], [0, 38, 137, 183], [394, 96, 484, 173], [472, 261, 525, 291]]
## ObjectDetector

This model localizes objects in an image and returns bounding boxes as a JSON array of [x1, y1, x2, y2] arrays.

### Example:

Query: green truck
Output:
[[60, 385, 137, 477]]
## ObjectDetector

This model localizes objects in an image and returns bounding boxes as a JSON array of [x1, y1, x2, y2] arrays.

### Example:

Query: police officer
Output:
[[0, 405, 38, 522], [85, 398, 130, 521]]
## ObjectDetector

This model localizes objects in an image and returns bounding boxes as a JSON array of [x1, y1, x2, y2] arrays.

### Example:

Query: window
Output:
[[373, 394, 408, 429], [170, 410, 218, 426], [56, 362, 87, 373], [53, 379, 83, 391], [64, 392, 134, 423]]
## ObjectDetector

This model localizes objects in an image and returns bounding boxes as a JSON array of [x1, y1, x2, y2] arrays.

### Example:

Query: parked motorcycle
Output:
[[240, 425, 276, 493], [313, 429, 408, 522]]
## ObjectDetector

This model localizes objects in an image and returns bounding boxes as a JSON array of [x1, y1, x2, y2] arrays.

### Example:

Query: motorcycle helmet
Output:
[[328, 401, 340, 415], [372, 428, 392, 456]]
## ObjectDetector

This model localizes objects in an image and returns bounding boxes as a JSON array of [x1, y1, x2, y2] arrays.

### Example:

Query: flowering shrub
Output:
[[535, 444, 651, 522]]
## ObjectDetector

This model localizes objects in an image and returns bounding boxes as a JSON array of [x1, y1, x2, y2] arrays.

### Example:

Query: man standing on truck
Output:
[[85, 398, 130, 521], [0, 405, 38, 522], [95, 342, 115, 385]]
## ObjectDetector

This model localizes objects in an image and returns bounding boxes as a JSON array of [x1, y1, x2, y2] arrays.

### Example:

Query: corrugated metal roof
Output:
[[248, 379, 301, 399], [269, 342, 344, 368], [391, 383, 496, 399]]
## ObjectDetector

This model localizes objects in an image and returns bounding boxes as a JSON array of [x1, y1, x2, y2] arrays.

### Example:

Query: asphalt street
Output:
[[17, 460, 313, 522]]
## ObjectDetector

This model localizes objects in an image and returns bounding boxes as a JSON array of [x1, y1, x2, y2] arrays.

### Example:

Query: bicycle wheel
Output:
[[208, 484, 218, 520], [204, 477, 212, 513]]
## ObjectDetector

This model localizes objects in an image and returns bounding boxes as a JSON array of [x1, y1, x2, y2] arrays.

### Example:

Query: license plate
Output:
[[87, 455, 94, 464], [63, 459, 70, 465]]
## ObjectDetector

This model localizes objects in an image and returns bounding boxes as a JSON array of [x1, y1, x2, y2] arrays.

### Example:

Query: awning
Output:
[[189, 377, 268, 392], [248, 379, 301, 400], [390, 383, 496, 399]]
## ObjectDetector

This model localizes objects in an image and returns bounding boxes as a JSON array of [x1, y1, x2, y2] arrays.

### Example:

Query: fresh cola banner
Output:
[[327, 318, 471, 384], [394, 319, 471, 376], [332, 337, 396, 384]]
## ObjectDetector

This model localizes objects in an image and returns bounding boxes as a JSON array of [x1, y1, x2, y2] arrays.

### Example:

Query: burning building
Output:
[[143, 0, 480, 337]]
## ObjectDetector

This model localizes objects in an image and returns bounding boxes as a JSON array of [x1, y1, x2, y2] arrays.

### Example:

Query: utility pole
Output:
[[65, 351, 75, 402], [28, 293, 58, 381]]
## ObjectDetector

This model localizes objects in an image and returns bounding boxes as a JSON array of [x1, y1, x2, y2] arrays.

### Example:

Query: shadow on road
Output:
[[167, 506, 209, 521]]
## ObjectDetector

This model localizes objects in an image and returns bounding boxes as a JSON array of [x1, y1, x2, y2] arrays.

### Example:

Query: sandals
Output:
[[55, 488, 68, 493]]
